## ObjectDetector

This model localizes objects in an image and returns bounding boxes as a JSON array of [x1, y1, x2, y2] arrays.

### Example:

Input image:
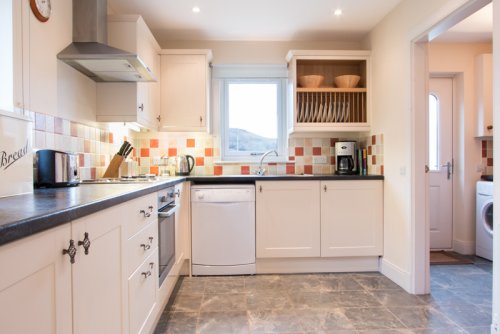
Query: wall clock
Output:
[[30, 0, 51, 22]]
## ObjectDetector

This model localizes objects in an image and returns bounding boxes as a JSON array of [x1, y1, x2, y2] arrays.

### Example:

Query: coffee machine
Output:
[[335, 141, 356, 175]]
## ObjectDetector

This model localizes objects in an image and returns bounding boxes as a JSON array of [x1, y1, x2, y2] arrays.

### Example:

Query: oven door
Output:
[[158, 204, 176, 286]]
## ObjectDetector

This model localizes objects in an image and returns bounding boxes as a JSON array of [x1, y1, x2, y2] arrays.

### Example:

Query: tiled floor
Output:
[[154, 256, 492, 334]]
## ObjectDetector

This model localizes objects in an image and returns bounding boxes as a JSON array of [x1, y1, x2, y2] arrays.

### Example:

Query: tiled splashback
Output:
[[29, 111, 384, 179], [134, 132, 384, 177], [30, 111, 135, 180], [482, 139, 493, 175]]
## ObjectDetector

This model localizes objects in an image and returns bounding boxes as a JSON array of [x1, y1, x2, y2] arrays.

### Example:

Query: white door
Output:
[[429, 77, 453, 249]]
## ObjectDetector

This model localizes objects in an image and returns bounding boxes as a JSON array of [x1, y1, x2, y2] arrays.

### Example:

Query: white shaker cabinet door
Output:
[[71, 205, 127, 334], [0, 224, 72, 334], [256, 181, 321, 258], [321, 180, 383, 257]]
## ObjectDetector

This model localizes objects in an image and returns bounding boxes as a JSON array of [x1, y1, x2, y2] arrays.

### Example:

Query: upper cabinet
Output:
[[475, 53, 492, 137], [97, 15, 161, 130], [159, 50, 212, 132], [286, 50, 371, 134]]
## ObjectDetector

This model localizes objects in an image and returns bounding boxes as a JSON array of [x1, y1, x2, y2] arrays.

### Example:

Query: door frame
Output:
[[410, 0, 492, 294]]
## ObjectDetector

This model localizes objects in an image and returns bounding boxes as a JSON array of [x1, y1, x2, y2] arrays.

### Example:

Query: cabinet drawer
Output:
[[127, 222, 158, 276], [128, 250, 158, 334], [124, 193, 157, 238]]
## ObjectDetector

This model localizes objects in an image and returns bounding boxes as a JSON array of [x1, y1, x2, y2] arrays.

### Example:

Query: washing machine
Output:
[[476, 181, 493, 261]]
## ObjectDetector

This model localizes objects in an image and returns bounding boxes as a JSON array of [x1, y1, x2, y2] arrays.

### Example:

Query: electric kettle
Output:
[[175, 155, 195, 176]]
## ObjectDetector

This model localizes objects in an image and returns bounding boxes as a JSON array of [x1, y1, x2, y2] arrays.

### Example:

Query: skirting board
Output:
[[453, 238, 475, 255], [379, 257, 412, 293], [256, 256, 380, 274]]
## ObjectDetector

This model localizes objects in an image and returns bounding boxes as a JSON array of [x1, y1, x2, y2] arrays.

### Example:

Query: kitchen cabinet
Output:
[[159, 50, 212, 132], [256, 181, 321, 258], [174, 182, 190, 264], [97, 15, 161, 130], [320, 180, 383, 257], [0, 224, 72, 334], [71, 203, 127, 334], [286, 50, 371, 134], [475, 53, 493, 137]]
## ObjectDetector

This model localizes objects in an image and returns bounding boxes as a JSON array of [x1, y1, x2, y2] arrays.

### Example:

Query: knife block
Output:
[[103, 154, 124, 178]]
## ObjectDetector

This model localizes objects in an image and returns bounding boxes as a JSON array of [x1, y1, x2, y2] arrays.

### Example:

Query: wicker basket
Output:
[[298, 75, 325, 88], [334, 75, 361, 88]]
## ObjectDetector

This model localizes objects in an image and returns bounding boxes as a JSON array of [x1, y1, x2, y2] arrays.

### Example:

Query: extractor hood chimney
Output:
[[57, 0, 155, 82]]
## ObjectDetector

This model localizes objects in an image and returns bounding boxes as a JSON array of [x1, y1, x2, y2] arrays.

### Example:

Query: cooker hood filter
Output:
[[57, 0, 155, 82]]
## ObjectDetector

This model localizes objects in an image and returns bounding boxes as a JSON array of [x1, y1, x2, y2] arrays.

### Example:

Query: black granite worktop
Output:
[[0, 174, 383, 246], [0, 177, 185, 246]]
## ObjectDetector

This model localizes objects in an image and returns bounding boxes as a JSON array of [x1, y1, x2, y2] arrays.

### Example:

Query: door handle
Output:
[[441, 161, 452, 180]]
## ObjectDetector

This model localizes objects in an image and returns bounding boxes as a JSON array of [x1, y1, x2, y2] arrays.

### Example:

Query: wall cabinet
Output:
[[256, 181, 321, 258], [256, 180, 383, 259], [475, 53, 493, 137], [160, 50, 212, 132], [97, 15, 161, 130], [286, 50, 371, 134], [320, 180, 383, 257]]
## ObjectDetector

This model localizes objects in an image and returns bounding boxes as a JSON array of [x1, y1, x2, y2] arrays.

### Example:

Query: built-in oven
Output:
[[158, 186, 177, 286]]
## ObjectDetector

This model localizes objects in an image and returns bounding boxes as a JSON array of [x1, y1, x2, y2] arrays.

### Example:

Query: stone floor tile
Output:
[[299, 308, 356, 332], [370, 290, 426, 307], [153, 311, 198, 334], [328, 290, 382, 307], [200, 293, 247, 312], [343, 307, 405, 330], [245, 275, 287, 292], [435, 304, 492, 327], [247, 290, 294, 311], [318, 275, 364, 291], [197, 311, 249, 334], [388, 305, 456, 330], [168, 294, 203, 312], [204, 278, 246, 294], [175, 278, 206, 295], [354, 276, 402, 290], [461, 326, 493, 334], [249, 309, 304, 333]]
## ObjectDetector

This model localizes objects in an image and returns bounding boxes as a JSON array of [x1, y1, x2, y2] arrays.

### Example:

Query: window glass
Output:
[[429, 94, 439, 171]]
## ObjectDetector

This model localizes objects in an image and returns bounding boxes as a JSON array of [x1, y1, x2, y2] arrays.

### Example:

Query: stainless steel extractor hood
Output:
[[57, 0, 155, 82]]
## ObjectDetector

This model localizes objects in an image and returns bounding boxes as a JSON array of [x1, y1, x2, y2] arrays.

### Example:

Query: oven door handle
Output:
[[158, 206, 177, 218]]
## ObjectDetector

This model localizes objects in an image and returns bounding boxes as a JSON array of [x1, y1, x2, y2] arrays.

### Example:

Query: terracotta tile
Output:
[[487, 158, 493, 166], [35, 113, 46, 131], [304, 165, 313, 174], [381, 165, 384, 175], [70, 122, 78, 137], [214, 165, 223, 176], [79, 154, 85, 167], [108, 132, 114, 144], [100, 130, 106, 142], [286, 163, 295, 175], [289, 156, 295, 161], [150, 139, 159, 148], [168, 148, 177, 157], [368, 146, 372, 155], [295, 147, 304, 156], [84, 140, 90, 153], [54, 117, 64, 135], [187, 139, 195, 148], [205, 148, 213, 156], [196, 157, 204, 166], [90, 168, 96, 180], [268, 162, 277, 166], [482, 140, 487, 149], [312, 147, 322, 156], [241, 166, 250, 175], [372, 135, 376, 145], [140, 148, 150, 157], [372, 155, 377, 165], [150, 166, 159, 175], [331, 156, 336, 165], [482, 149, 487, 158], [330, 138, 338, 147]]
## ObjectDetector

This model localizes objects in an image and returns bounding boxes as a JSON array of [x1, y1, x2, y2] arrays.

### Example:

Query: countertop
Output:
[[0, 174, 383, 247]]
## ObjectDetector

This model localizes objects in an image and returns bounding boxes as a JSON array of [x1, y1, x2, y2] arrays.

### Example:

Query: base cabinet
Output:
[[321, 180, 383, 257], [0, 225, 72, 334], [256, 180, 383, 259], [256, 181, 321, 258]]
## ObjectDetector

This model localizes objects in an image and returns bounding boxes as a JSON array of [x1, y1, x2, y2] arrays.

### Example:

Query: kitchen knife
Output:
[[124, 145, 133, 158], [122, 141, 131, 155], [117, 141, 128, 156]]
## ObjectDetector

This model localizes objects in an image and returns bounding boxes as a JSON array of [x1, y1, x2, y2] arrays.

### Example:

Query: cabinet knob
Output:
[[138, 103, 144, 112], [323, 185, 327, 192], [140, 243, 151, 251], [141, 271, 152, 278], [62, 240, 77, 264], [487, 125, 493, 130], [77, 232, 91, 255], [156, 115, 161, 122], [199, 116, 203, 124], [259, 185, 263, 193]]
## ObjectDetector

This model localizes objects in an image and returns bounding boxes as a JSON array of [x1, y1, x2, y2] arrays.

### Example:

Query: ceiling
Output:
[[433, 3, 492, 43], [108, 0, 403, 42], [108, 0, 492, 44]]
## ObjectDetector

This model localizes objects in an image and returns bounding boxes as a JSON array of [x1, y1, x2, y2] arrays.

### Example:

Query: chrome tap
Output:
[[256, 150, 278, 175]]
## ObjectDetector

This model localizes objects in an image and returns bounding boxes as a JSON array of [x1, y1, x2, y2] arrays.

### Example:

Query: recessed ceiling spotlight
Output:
[[333, 8, 342, 16], [192, 6, 200, 13]]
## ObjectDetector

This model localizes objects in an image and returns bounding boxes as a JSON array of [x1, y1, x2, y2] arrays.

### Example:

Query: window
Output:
[[428, 94, 439, 171], [217, 65, 287, 161]]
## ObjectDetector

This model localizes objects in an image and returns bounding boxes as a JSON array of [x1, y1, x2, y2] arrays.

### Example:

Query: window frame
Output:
[[218, 67, 287, 162]]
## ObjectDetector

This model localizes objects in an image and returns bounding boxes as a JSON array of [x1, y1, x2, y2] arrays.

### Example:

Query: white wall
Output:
[[0, 0, 14, 112], [429, 43, 492, 254], [161, 40, 361, 64], [361, 0, 474, 291]]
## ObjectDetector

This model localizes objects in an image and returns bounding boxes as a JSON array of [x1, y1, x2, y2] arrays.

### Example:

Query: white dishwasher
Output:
[[191, 184, 256, 275]]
